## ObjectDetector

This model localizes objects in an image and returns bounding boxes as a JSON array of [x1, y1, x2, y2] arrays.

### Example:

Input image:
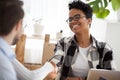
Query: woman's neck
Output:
[[75, 33, 91, 48]]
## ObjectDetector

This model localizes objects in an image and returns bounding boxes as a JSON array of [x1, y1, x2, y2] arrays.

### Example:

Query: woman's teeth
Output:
[[72, 25, 78, 29]]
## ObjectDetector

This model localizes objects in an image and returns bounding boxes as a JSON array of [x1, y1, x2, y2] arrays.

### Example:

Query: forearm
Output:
[[50, 50, 65, 73], [12, 59, 54, 80]]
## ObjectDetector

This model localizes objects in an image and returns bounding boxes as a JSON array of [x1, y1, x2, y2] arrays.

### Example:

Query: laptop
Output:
[[87, 69, 120, 80]]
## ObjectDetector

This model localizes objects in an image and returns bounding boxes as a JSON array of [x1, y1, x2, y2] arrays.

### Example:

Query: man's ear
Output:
[[15, 19, 22, 31]]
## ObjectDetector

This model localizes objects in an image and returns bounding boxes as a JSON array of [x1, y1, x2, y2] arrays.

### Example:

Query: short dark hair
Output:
[[68, 0, 93, 19], [0, 0, 24, 36]]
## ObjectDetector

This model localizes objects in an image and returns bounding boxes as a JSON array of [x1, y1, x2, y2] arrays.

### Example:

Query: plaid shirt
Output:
[[51, 35, 115, 80]]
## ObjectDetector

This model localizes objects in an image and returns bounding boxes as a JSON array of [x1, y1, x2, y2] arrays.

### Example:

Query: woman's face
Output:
[[67, 9, 91, 34]]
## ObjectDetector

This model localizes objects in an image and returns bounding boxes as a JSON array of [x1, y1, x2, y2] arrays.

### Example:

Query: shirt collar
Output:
[[71, 35, 97, 47], [91, 35, 97, 48], [70, 35, 98, 50], [0, 37, 15, 60]]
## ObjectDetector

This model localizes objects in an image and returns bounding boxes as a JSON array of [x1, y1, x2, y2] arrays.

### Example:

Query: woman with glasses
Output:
[[49, 0, 116, 80]]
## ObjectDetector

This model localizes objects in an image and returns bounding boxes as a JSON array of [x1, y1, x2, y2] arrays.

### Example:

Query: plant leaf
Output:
[[103, 0, 108, 8], [96, 8, 110, 18], [88, 0, 100, 13], [111, 0, 120, 11], [88, 0, 113, 18], [92, 4, 99, 13]]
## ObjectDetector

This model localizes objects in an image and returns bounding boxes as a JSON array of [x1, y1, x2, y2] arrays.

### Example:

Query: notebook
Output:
[[87, 69, 120, 80]]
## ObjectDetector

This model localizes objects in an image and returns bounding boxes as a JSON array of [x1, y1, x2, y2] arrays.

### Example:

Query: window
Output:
[[23, 0, 72, 38], [22, 0, 117, 39]]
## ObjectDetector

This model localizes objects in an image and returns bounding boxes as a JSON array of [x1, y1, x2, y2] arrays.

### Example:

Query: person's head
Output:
[[0, 0, 24, 45], [66, 0, 93, 34]]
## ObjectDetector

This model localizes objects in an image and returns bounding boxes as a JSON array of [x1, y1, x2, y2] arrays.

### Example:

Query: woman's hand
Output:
[[48, 71, 57, 79], [48, 61, 57, 79]]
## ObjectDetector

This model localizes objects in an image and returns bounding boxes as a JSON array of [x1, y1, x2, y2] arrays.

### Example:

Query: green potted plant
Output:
[[87, 0, 120, 18]]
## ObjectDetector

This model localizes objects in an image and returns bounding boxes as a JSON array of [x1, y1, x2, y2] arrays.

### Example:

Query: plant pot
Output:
[[33, 23, 44, 35]]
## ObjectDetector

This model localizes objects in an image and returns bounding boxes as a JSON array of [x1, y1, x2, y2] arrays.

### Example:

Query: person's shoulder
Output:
[[59, 36, 73, 43], [0, 53, 17, 80], [0, 52, 12, 65], [97, 40, 112, 50], [0, 51, 8, 61], [92, 36, 112, 50], [96, 40, 112, 52]]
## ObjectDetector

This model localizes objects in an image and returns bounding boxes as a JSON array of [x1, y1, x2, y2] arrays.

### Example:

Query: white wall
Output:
[[105, 22, 120, 71], [90, 18, 120, 71], [90, 17, 107, 41]]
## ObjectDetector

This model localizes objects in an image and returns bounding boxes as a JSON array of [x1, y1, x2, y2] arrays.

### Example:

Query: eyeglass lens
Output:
[[66, 14, 85, 23]]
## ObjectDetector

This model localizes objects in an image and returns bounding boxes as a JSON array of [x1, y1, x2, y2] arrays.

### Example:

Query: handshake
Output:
[[48, 61, 84, 80]]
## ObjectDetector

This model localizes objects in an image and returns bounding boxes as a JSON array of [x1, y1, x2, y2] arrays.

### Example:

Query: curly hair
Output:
[[0, 0, 24, 36], [68, 0, 93, 19]]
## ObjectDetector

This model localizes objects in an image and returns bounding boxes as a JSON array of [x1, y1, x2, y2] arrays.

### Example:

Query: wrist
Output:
[[50, 61, 57, 72]]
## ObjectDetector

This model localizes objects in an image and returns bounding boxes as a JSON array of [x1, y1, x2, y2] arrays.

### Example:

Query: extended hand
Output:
[[48, 71, 57, 79], [48, 61, 57, 79]]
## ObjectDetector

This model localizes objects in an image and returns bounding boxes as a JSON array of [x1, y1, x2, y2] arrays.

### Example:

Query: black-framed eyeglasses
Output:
[[66, 14, 85, 23]]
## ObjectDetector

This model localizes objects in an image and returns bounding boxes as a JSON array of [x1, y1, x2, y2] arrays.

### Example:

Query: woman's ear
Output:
[[87, 18, 92, 25]]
